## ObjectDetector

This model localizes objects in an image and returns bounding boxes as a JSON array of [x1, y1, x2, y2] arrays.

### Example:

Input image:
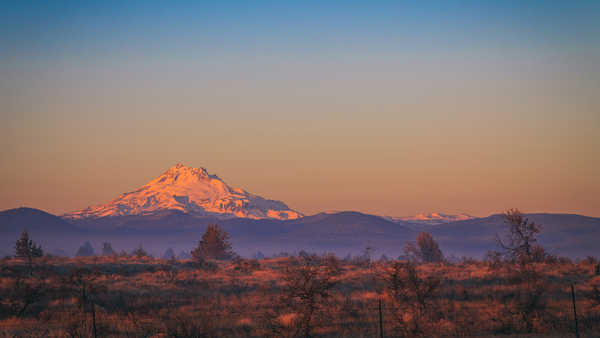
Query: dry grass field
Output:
[[1, 253, 599, 337]]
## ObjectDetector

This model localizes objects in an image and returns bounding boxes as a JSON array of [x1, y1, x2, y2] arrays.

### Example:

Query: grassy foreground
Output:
[[1, 254, 599, 337]]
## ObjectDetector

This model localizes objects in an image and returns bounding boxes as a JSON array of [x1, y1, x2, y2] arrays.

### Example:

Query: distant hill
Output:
[[427, 213, 600, 258], [65, 210, 415, 257], [65, 210, 600, 258], [0, 207, 598, 258], [0, 207, 85, 256], [0, 207, 81, 234]]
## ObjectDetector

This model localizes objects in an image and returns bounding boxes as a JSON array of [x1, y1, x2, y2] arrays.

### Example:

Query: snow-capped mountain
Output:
[[63, 163, 303, 220], [388, 212, 474, 225]]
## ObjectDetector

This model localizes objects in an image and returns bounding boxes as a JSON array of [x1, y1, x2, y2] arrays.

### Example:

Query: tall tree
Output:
[[15, 230, 43, 259], [15, 230, 43, 274], [191, 224, 234, 260], [404, 232, 444, 263], [497, 209, 542, 262]]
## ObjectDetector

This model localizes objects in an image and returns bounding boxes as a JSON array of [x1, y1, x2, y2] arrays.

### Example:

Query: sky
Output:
[[1, 1, 599, 217]]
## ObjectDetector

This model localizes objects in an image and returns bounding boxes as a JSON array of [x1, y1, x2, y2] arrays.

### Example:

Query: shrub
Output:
[[232, 257, 260, 273], [485, 250, 504, 270]]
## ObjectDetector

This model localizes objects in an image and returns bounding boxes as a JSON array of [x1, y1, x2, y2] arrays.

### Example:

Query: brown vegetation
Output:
[[0, 254, 599, 337], [1, 213, 598, 337]]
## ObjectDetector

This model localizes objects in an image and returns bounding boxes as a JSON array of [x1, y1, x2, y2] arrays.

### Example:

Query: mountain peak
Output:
[[64, 164, 303, 221], [388, 212, 474, 225], [169, 163, 202, 172], [159, 163, 213, 183]]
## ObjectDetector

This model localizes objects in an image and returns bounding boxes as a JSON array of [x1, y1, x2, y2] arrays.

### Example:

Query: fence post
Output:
[[379, 298, 384, 338], [571, 284, 579, 338], [91, 301, 98, 338]]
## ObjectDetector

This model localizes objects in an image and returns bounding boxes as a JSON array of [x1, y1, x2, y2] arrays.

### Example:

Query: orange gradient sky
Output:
[[1, 2, 599, 217]]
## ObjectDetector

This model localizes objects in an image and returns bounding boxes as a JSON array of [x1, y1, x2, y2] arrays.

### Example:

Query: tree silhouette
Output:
[[162, 247, 176, 260], [15, 230, 43, 272], [404, 232, 444, 263], [270, 255, 339, 337], [191, 224, 234, 260], [497, 209, 542, 262], [386, 261, 443, 336], [101, 242, 115, 256], [132, 245, 149, 258], [76, 241, 94, 257]]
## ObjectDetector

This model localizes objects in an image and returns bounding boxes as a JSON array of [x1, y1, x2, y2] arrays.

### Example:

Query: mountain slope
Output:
[[67, 210, 415, 256], [0, 207, 85, 256], [292, 211, 414, 235], [0, 207, 80, 234], [428, 213, 600, 258], [2, 207, 598, 258], [65, 211, 600, 258], [63, 163, 302, 220]]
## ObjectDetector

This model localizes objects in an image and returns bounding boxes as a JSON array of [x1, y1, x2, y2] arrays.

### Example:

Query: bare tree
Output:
[[275, 256, 339, 337], [386, 261, 443, 337], [404, 232, 444, 263], [496, 209, 542, 262]]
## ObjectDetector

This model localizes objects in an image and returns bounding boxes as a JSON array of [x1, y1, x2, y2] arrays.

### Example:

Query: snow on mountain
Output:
[[63, 163, 303, 220], [388, 212, 474, 225]]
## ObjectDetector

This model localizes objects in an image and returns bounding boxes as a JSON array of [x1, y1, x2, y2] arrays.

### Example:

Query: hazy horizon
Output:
[[2, 1, 599, 217]]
